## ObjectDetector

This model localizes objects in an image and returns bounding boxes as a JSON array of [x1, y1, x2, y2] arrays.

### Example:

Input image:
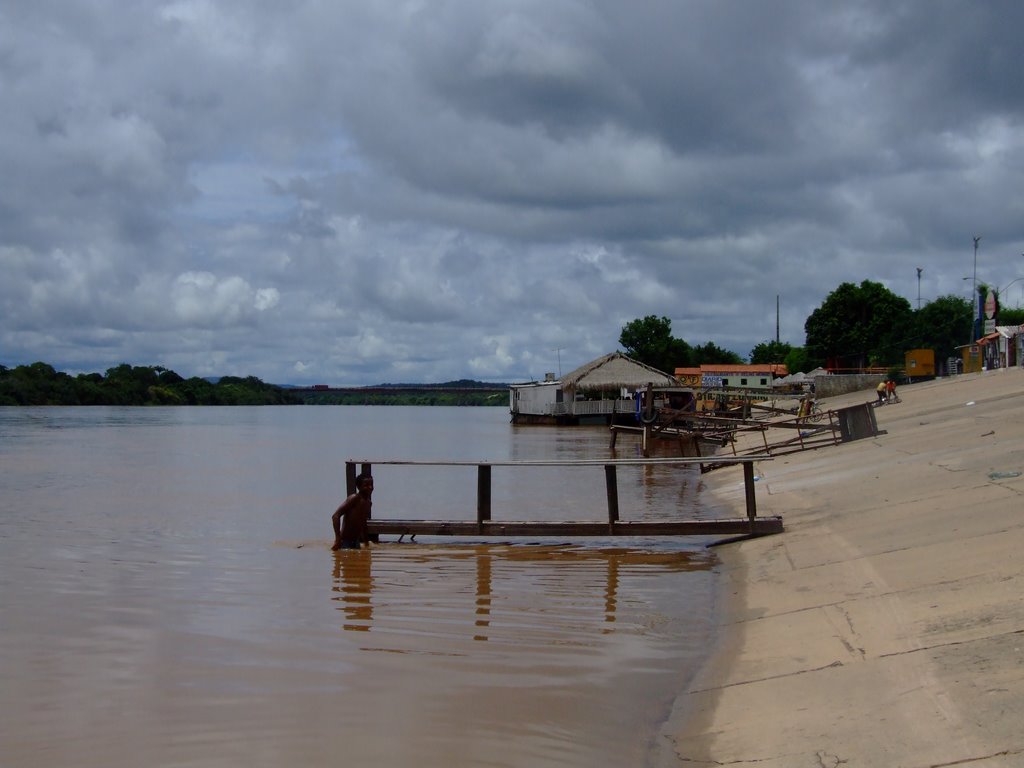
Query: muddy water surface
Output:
[[0, 406, 722, 767]]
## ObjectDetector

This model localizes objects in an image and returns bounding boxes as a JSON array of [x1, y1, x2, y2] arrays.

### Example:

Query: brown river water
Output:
[[0, 406, 729, 767]]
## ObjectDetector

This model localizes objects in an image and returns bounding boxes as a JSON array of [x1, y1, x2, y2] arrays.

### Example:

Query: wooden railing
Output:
[[551, 398, 637, 416], [344, 456, 782, 539]]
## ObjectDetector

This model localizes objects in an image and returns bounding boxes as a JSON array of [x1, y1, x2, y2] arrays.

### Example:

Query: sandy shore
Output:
[[660, 369, 1024, 767]]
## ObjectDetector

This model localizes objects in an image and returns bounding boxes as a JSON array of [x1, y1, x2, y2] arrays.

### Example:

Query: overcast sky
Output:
[[3, 1, 1023, 384]]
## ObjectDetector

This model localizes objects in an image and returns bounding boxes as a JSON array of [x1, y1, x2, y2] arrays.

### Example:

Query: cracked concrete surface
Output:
[[659, 370, 1024, 768]]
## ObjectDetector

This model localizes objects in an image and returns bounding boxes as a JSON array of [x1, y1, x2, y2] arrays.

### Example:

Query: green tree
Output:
[[904, 295, 973, 363], [784, 347, 811, 374], [994, 285, 1024, 328], [618, 315, 691, 373], [998, 306, 1024, 326], [0, 362, 72, 404], [805, 280, 913, 369], [103, 364, 162, 404], [176, 377, 219, 405], [691, 341, 743, 365], [147, 386, 185, 404], [75, 373, 107, 405], [158, 368, 185, 386], [749, 340, 793, 364]]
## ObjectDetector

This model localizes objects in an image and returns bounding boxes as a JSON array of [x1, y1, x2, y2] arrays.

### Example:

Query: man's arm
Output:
[[331, 494, 355, 550]]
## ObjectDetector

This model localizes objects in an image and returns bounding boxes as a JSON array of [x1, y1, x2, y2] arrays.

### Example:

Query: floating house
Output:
[[509, 352, 679, 425]]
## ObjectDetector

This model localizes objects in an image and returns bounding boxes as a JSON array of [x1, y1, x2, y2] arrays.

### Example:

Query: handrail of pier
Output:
[[344, 455, 780, 539], [347, 456, 767, 467]]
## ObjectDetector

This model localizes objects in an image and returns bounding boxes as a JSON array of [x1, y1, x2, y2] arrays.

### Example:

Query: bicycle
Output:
[[797, 400, 824, 422]]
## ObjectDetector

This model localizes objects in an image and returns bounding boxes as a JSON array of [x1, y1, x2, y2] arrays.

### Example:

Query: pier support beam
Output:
[[477, 465, 492, 528], [604, 464, 619, 532], [743, 461, 757, 527]]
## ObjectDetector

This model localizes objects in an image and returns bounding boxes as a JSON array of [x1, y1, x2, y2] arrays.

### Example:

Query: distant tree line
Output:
[[0, 362, 302, 406], [620, 280, 1024, 376], [297, 390, 506, 406], [295, 379, 507, 406]]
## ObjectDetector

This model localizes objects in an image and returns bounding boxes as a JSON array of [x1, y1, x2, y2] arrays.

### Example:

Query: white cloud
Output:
[[170, 272, 278, 327], [3, 2, 1024, 383]]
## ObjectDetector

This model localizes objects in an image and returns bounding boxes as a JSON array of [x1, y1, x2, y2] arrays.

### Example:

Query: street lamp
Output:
[[972, 236, 981, 294], [998, 277, 1024, 307], [963, 277, 980, 344], [1000, 253, 1024, 309], [916, 267, 923, 309]]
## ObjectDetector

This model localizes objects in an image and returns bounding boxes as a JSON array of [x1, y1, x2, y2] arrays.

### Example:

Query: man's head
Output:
[[355, 472, 374, 494]]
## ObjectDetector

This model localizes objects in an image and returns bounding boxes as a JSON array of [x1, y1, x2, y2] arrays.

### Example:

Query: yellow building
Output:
[[673, 363, 788, 390]]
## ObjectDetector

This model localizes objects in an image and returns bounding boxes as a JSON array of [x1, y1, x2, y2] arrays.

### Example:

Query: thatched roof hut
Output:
[[560, 352, 678, 396]]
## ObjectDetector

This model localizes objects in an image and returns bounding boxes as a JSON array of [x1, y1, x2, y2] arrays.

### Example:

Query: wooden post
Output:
[[477, 464, 492, 525], [743, 461, 757, 527], [605, 464, 619, 532], [642, 385, 653, 458], [345, 461, 357, 495], [362, 463, 377, 542]]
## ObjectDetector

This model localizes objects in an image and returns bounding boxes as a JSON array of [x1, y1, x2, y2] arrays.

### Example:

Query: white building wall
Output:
[[510, 383, 561, 415]]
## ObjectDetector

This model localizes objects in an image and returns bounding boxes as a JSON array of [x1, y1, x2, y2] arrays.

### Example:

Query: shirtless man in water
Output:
[[332, 472, 373, 550]]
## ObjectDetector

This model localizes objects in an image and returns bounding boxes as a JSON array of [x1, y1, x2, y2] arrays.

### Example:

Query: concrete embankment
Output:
[[661, 370, 1024, 767]]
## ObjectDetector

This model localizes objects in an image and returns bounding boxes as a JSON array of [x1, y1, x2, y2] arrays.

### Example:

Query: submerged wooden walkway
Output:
[[346, 457, 783, 539]]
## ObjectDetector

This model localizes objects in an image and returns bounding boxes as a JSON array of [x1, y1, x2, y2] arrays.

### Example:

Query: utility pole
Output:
[[972, 236, 981, 341], [776, 295, 780, 344], [916, 267, 922, 310]]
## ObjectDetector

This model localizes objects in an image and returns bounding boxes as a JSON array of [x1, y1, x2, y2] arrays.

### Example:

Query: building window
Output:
[[722, 378, 729, 386], [740, 378, 748, 386], [760, 378, 768, 385]]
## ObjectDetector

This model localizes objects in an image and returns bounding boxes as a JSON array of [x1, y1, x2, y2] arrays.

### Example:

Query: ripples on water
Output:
[[0, 407, 724, 767]]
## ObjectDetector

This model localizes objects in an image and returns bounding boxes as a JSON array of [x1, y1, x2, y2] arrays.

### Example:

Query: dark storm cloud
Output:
[[1, 1, 1022, 383]]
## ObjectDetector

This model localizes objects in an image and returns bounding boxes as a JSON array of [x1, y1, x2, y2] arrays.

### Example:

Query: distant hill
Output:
[[372, 379, 510, 389], [290, 380, 509, 406], [280, 379, 509, 390]]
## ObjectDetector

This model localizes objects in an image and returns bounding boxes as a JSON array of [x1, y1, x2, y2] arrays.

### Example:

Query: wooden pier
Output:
[[345, 457, 783, 539], [609, 401, 845, 463]]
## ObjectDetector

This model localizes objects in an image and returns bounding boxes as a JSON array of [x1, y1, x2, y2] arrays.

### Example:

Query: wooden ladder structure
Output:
[[611, 403, 844, 468]]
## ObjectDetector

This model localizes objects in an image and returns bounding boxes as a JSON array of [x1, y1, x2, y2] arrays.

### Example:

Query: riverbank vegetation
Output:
[[0, 363, 302, 406], [294, 384, 505, 407], [0, 364, 507, 407]]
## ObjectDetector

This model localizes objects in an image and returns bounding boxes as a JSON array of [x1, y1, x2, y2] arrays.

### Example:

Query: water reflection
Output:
[[605, 555, 618, 627], [330, 544, 712, 644], [475, 552, 491, 641], [332, 549, 374, 631]]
